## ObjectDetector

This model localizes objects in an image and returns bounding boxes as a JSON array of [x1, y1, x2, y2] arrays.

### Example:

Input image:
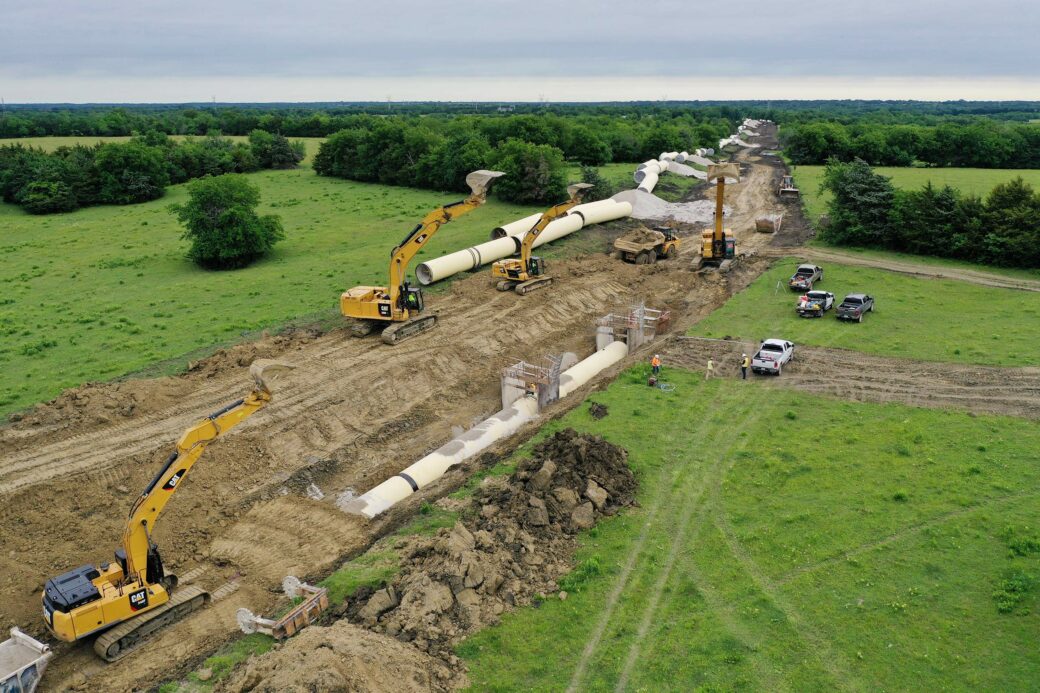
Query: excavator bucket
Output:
[[464, 170, 505, 201], [567, 182, 595, 200], [250, 359, 295, 394], [707, 162, 740, 185]]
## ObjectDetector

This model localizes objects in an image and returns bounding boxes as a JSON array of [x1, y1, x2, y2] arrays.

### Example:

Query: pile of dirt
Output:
[[219, 620, 461, 693], [348, 429, 634, 660], [616, 227, 665, 246], [589, 402, 609, 419], [612, 189, 728, 225]]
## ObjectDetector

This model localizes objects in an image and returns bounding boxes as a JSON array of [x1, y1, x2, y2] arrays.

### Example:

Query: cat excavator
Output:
[[699, 162, 740, 271], [41, 360, 292, 662], [490, 182, 593, 295], [340, 170, 504, 344]]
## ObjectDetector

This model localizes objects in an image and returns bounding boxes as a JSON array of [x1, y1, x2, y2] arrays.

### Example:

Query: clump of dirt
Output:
[[616, 226, 665, 246], [347, 429, 634, 661], [589, 402, 609, 419], [219, 620, 461, 693], [186, 326, 323, 380]]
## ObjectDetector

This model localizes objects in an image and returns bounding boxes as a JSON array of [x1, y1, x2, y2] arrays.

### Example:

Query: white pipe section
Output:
[[560, 341, 628, 397], [531, 214, 583, 248], [490, 212, 543, 240], [567, 199, 632, 225], [344, 338, 633, 518], [343, 397, 540, 518], [675, 151, 689, 163], [637, 171, 659, 193], [415, 235, 519, 285]]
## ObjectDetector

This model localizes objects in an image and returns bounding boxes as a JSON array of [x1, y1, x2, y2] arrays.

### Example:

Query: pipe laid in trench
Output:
[[342, 339, 630, 519]]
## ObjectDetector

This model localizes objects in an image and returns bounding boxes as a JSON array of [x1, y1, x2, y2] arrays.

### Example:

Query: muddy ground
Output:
[[0, 128, 795, 691]]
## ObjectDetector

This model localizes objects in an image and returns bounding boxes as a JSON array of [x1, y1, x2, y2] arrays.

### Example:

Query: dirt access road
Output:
[[0, 130, 792, 691], [665, 336, 1040, 420], [756, 246, 1040, 293]]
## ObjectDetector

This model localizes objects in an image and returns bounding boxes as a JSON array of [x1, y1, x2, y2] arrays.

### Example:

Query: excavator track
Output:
[[381, 315, 437, 345], [514, 276, 553, 295], [93, 585, 210, 662]]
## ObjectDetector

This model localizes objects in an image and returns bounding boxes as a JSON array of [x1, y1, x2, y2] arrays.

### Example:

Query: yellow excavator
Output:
[[699, 162, 740, 270], [490, 182, 593, 295], [340, 169, 504, 344], [41, 360, 292, 662]]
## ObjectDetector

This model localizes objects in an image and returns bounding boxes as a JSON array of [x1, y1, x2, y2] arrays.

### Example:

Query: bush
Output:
[[491, 139, 567, 205], [580, 165, 614, 201], [17, 180, 78, 214], [171, 174, 284, 270]]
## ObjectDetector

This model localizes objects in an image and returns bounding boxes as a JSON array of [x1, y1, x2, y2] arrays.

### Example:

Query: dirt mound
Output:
[[589, 402, 608, 419], [616, 227, 664, 246], [348, 429, 634, 660], [219, 620, 460, 693], [612, 189, 726, 225]]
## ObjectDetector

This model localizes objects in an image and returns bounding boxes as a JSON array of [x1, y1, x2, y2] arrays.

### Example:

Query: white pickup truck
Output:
[[751, 339, 794, 375]]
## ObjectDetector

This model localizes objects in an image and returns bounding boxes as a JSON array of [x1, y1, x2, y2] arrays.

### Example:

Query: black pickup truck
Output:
[[836, 293, 875, 322]]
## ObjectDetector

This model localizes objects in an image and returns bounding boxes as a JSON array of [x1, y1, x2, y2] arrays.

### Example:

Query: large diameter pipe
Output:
[[415, 235, 519, 285], [343, 397, 540, 518], [637, 171, 659, 193], [567, 199, 632, 225], [531, 214, 583, 248], [559, 340, 628, 397], [490, 212, 543, 240]]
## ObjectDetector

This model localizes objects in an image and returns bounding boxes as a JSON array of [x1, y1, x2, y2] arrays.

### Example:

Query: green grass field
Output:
[[791, 165, 1040, 221], [689, 260, 1040, 367], [459, 369, 1040, 691], [0, 161, 546, 415]]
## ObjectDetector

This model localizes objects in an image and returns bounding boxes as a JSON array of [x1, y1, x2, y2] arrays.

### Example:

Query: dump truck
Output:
[[0, 628, 53, 693], [755, 214, 783, 233], [614, 226, 680, 264]]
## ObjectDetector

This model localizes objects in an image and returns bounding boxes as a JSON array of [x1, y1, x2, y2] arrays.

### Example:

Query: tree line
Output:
[[0, 131, 304, 214], [783, 120, 1040, 168], [311, 114, 730, 204], [820, 159, 1040, 268]]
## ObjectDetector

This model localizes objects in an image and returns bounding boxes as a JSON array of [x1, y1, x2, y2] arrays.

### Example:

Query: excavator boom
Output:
[[42, 360, 293, 660]]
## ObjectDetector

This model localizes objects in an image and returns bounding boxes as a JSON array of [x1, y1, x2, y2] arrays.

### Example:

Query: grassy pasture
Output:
[[459, 369, 1040, 691], [791, 165, 1040, 221], [689, 260, 1040, 367]]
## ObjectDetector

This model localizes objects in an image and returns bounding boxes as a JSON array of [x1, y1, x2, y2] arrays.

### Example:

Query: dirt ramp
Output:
[[219, 620, 460, 693]]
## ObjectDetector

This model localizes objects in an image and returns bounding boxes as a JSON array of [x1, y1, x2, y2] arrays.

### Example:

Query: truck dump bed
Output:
[[1, 629, 53, 693]]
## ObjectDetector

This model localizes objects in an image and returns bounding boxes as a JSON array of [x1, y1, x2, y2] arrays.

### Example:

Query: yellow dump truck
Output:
[[614, 227, 680, 264]]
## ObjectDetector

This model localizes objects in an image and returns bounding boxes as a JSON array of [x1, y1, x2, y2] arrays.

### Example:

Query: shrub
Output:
[[171, 174, 284, 270]]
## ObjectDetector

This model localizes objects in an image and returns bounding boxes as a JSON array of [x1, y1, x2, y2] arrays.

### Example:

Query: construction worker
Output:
[[740, 353, 750, 380], [705, 357, 715, 380], [651, 354, 661, 376]]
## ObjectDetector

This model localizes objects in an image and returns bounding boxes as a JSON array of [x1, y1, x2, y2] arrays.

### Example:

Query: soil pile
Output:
[[616, 227, 665, 246], [349, 429, 634, 660], [219, 620, 460, 693], [612, 190, 727, 225]]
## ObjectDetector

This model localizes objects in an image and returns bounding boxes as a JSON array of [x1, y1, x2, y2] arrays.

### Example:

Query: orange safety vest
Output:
[[651, 356, 661, 367]]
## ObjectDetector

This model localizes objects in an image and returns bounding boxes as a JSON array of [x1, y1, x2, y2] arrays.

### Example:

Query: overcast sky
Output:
[[3, 0, 1038, 102]]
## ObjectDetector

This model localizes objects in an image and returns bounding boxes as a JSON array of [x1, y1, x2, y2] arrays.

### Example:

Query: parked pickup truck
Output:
[[796, 290, 835, 318], [836, 293, 875, 322], [788, 264, 823, 291], [751, 339, 794, 375]]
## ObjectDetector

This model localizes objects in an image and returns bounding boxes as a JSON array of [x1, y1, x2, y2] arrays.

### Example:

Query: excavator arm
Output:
[[120, 360, 293, 584], [516, 183, 594, 272], [385, 170, 503, 316]]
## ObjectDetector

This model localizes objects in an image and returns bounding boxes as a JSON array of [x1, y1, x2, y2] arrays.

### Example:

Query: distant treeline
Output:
[[311, 113, 733, 203], [821, 159, 1040, 268], [783, 120, 1040, 168], [0, 130, 304, 214]]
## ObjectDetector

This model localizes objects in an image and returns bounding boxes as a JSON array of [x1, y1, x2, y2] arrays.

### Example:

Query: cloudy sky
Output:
[[3, 0, 1038, 102]]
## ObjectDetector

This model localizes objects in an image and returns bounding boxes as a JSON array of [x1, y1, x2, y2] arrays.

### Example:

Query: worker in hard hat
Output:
[[740, 353, 750, 380], [651, 354, 662, 376]]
